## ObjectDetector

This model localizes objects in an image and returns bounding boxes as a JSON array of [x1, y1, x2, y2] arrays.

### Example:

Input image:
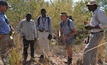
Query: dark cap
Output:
[[0, 1, 9, 7], [60, 12, 67, 16], [41, 8, 46, 12], [26, 13, 32, 17]]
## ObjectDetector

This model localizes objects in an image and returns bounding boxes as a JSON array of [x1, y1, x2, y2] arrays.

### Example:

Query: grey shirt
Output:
[[90, 8, 107, 32], [17, 19, 36, 40], [60, 19, 75, 36], [36, 15, 52, 34]]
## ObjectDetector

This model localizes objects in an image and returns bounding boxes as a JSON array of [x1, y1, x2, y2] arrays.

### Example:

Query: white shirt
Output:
[[17, 19, 36, 40], [90, 8, 107, 32]]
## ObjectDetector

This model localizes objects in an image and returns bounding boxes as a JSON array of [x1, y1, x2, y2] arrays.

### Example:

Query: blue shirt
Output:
[[60, 19, 75, 36], [36, 15, 52, 34], [0, 12, 10, 34]]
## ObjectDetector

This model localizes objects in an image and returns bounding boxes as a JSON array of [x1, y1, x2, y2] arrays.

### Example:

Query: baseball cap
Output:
[[87, 0, 97, 6], [41, 8, 46, 12], [60, 12, 67, 16], [0, 1, 9, 7]]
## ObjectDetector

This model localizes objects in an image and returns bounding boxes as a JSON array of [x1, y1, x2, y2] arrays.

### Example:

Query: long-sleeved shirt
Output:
[[90, 8, 107, 32], [17, 19, 36, 40], [36, 15, 52, 34], [0, 12, 10, 34]]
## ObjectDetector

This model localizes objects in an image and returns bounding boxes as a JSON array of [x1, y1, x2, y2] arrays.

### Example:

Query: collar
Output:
[[0, 12, 4, 15], [25, 19, 33, 22], [93, 7, 99, 14], [40, 15, 48, 18], [62, 18, 69, 24]]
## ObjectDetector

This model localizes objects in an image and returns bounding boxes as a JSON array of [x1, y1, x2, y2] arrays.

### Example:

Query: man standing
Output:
[[59, 12, 76, 65], [17, 13, 36, 63], [0, 1, 14, 65], [83, 0, 107, 65], [36, 8, 52, 61]]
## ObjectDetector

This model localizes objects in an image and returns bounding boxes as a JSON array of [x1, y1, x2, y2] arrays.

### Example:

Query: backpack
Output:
[[37, 16, 50, 26], [60, 19, 77, 38]]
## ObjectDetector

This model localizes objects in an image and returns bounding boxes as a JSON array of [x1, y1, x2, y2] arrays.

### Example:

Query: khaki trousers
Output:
[[83, 32, 103, 65], [0, 34, 14, 65], [38, 32, 49, 55]]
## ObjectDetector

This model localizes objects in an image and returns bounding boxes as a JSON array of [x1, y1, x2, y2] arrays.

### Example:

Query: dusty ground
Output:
[[0, 43, 107, 65], [0, 42, 85, 65], [23, 43, 85, 65]]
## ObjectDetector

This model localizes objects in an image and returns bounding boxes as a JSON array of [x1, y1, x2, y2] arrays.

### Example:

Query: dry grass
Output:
[[3, 33, 107, 65]]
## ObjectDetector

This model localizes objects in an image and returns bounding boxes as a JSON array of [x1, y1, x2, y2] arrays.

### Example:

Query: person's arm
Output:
[[97, 10, 107, 29], [49, 17, 52, 34], [16, 21, 23, 36], [33, 21, 37, 40], [36, 17, 39, 31], [85, 10, 107, 30], [67, 28, 76, 37]]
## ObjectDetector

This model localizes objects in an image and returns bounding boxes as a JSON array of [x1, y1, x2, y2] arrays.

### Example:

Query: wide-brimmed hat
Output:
[[87, 0, 97, 6]]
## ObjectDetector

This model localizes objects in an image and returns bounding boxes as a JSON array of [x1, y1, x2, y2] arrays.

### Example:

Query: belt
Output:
[[91, 31, 104, 34], [39, 30, 49, 32], [0, 33, 8, 35]]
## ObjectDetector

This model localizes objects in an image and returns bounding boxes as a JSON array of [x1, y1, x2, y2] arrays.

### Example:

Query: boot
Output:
[[67, 57, 72, 65]]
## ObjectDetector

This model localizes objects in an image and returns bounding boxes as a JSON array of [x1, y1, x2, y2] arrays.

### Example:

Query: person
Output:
[[59, 12, 76, 65], [36, 8, 52, 61], [17, 13, 36, 63], [83, 0, 107, 65], [0, 1, 14, 65]]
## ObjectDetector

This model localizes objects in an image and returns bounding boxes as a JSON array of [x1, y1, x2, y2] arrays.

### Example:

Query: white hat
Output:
[[87, 0, 97, 6]]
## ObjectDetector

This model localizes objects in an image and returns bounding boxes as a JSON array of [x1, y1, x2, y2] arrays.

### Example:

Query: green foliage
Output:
[[6, 0, 91, 43]]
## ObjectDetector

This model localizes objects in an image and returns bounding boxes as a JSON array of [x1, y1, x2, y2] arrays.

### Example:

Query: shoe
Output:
[[30, 57, 35, 62], [98, 59, 103, 64], [39, 55, 44, 62], [67, 57, 72, 65], [23, 58, 27, 65]]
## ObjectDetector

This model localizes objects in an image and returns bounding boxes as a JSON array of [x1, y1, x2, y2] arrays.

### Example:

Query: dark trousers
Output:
[[23, 38, 35, 59]]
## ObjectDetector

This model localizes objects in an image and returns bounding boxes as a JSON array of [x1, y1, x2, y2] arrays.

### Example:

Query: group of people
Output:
[[17, 8, 53, 64], [0, 0, 107, 65]]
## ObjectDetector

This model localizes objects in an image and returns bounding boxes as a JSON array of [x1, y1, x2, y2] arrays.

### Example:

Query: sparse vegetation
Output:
[[1, 0, 107, 65]]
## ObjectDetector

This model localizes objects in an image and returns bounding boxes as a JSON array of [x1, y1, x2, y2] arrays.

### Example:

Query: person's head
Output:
[[26, 13, 32, 21], [60, 12, 68, 22], [87, 0, 98, 12], [0, 1, 9, 13], [41, 8, 46, 17]]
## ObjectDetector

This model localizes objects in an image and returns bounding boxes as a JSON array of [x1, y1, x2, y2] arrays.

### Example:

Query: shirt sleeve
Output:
[[16, 21, 23, 36], [98, 9, 107, 29], [33, 21, 37, 38], [36, 17, 40, 30], [69, 20, 75, 29], [49, 17, 52, 34]]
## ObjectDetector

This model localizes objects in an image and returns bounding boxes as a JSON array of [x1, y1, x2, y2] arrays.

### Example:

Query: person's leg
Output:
[[90, 33, 103, 65], [0, 45, 10, 65], [43, 32, 49, 56], [38, 32, 45, 60], [30, 40, 35, 58], [0, 35, 12, 65], [66, 45, 72, 65], [0, 50, 9, 65], [23, 39, 29, 60], [83, 32, 103, 65]]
